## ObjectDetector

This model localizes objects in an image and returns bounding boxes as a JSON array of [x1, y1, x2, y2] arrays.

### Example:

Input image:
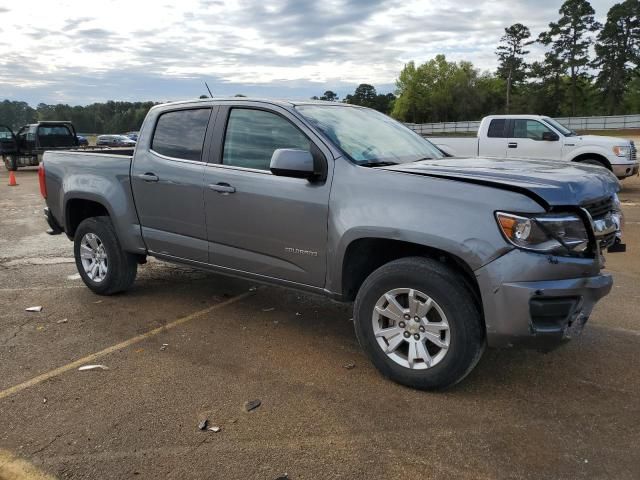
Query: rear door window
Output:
[[152, 108, 211, 161]]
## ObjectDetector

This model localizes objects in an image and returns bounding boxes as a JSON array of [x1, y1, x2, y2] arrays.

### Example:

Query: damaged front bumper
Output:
[[476, 249, 613, 350]]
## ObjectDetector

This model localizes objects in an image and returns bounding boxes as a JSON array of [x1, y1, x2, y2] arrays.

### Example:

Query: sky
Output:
[[0, 0, 612, 106]]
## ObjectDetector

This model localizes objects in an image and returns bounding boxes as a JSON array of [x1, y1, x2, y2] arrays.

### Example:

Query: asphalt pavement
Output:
[[0, 167, 638, 480]]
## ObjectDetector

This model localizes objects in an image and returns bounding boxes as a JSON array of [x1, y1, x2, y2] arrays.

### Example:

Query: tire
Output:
[[353, 257, 485, 390], [4, 155, 17, 171], [74, 216, 137, 295]]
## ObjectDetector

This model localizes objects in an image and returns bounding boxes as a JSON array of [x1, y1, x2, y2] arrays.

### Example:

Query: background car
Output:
[[96, 134, 136, 147], [124, 131, 139, 141], [76, 135, 89, 147]]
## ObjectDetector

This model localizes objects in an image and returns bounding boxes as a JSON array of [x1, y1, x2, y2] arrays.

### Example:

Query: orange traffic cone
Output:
[[8, 170, 17, 186]]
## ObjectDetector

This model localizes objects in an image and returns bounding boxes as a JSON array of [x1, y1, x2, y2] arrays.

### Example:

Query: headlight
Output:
[[613, 145, 631, 157], [496, 212, 589, 253]]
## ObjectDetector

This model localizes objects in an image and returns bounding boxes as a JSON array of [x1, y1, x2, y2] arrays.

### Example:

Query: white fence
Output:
[[406, 114, 640, 135]]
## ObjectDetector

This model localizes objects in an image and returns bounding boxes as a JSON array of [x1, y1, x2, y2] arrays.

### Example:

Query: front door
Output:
[[130, 106, 215, 262], [0, 125, 17, 155], [203, 105, 331, 287], [506, 119, 563, 160]]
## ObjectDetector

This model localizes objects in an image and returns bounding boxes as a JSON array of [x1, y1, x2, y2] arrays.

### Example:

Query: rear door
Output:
[[506, 119, 562, 160], [131, 106, 217, 262], [203, 104, 332, 287], [478, 118, 508, 157]]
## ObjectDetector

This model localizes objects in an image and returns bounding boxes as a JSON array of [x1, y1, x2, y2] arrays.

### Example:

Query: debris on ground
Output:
[[228, 419, 237, 424], [249, 287, 257, 292], [295, 312, 302, 316], [93, 300, 103, 304], [262, 307, 275, 312], [275, 474, 289, 479], [78, 364, 109, 371], [344, 362, 356, 370], [36, 325, 45, 331], [66, 273, 81, 280], [160, 344, 169, 351], [135, 348, 144, 354], [25, 306, 43, 312], [208, 426, 221, 433], [273, 320, 279, 325], [198, 419, 208, 430], [57, 318, 68, 324], [43, 398, 47, 404], [244, 399, 261, 412]]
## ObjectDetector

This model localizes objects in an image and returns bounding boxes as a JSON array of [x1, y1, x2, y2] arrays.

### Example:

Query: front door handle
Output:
[[138, 173, 159, 182], [208, 182, 236, 194], [508, 142, 518, 149]]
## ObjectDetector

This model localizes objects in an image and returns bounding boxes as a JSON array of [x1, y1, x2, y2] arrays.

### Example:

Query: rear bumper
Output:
[[44, 207, 63, 235], [612, 161, 639, 178], [476, 250, 613, 350]]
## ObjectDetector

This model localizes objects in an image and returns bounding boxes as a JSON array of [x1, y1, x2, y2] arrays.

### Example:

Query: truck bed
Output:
[[42, 149, 143, 253]]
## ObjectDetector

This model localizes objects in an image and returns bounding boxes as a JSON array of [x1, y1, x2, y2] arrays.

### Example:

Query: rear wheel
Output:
[[353, 257, 485, 390], [74, 216, 137, 295], [3, 155, 17, 171]]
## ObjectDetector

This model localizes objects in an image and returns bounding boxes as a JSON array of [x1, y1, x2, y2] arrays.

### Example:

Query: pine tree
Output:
[[496, 23, 532, 113], [539, 0, 601, 115]]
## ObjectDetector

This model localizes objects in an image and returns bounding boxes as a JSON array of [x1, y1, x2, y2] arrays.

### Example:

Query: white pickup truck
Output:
[[430, 115, 639, 179]]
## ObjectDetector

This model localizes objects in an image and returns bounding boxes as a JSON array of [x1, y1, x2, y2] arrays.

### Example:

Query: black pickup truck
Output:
[[1, 121, 80, 170]]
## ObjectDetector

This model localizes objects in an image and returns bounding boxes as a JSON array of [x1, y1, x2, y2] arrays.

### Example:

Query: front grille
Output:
[[631, 141, 637, 162], [582, 197, 613, 219]]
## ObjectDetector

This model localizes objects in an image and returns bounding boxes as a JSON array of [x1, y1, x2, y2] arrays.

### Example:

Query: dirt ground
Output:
[[0, 168, 638, 480]]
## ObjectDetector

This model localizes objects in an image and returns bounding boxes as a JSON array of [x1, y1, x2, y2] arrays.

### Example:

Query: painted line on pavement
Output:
[[0, 291, 253, 401]]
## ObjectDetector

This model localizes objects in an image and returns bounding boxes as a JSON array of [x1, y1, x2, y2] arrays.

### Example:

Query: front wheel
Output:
[[74, 216, 137, 295], [353, 257, 485, 390]]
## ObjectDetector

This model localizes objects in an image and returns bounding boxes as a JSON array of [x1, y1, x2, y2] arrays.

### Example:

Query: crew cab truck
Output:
[[1, 121, 80, 170], [431, 115, 639, 179], [41, 99, 622, 389]]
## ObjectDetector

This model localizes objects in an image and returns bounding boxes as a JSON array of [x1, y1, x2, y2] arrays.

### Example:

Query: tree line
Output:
[[0, 100, 156, 132], [391, 0, 640, 122], [319, 0, 640, 123]]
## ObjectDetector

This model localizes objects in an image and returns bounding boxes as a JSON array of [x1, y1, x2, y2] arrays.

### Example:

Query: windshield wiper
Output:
[[361, 161, 398, 167]]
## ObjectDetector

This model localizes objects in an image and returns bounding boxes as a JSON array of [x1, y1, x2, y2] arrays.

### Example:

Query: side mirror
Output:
[[270, 149, 315, 179], [542, 131, 559, 141]]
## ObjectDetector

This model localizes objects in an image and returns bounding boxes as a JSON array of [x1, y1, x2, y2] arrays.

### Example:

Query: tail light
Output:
[[38, 162, 47, 199]]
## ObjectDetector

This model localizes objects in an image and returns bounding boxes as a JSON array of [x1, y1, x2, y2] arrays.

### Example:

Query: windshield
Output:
[[542, 117, 575, 137], [295, 105, 444, 165]]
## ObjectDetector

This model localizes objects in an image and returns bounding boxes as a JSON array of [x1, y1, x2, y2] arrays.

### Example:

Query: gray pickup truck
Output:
[[41, 98, 623, 389]]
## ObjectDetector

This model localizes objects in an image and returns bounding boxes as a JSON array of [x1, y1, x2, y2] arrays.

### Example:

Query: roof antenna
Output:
[[204, 81, 213, 98]]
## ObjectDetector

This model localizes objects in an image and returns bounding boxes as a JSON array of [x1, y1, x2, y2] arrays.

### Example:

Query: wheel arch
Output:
[[570, 152, 612, 170], [64, 195, 113, 239], [339, 237, 483, 315]]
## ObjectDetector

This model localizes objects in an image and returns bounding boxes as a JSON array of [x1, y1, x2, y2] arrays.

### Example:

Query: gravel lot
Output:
[[0, 167, 638, 480]]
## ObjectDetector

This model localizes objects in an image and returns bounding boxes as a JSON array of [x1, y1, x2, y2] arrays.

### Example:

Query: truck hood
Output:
[[382, 157, 620, 208], [570, 134, 631, 147]]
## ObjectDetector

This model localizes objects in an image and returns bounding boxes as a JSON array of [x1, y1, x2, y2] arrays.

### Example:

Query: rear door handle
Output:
[[208, 182, 236, 194], [137, 173, 159, 182], [508, 142, 518, 149]]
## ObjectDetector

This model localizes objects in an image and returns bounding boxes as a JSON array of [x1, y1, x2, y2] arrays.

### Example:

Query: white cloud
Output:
[[0, 0, 611, 104]]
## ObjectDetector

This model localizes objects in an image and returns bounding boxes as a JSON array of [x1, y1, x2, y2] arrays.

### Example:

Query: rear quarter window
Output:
[[487, 119, 507, 138], [152, 108, 211, 161]]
